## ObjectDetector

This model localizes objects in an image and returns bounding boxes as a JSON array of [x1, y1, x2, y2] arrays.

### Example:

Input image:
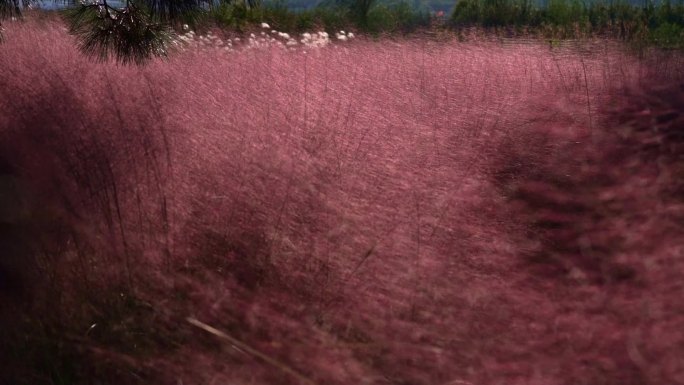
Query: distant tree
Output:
[[350, 0, 375, 25], [320, 0, 376, 26], [0, 0, 212, 64]]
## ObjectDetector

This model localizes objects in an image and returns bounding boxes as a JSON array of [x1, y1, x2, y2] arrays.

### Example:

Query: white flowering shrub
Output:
[[169, 23, 355, 54]]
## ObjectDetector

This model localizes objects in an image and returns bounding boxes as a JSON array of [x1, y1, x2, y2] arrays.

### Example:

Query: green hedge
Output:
[[451, 0, 684, 45], [208, 0, 431, 33]]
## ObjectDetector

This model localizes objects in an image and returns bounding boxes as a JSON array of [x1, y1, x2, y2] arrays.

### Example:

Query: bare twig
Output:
[[186, 317, 317, 385]]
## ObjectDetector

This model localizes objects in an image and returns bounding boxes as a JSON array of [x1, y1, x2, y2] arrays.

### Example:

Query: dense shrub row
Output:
[[451, 0, 684, 44], [202, 0, 684, 45], [206, 0, 432, 34]]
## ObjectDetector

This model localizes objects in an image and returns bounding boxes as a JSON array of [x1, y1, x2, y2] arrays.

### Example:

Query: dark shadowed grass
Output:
[[491, 80, 684, 384], [1, 16, 684, 385]]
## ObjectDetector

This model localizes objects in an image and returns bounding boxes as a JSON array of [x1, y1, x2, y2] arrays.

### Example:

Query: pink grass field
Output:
[[1, 15, 684, 385]]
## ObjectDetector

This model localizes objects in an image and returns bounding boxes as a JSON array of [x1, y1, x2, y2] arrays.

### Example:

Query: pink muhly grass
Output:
[[1, 15, 684, 385]]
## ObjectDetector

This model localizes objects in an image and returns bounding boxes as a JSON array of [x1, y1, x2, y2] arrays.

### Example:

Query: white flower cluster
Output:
[[170, 23, 355, 53], [335, 30, 354, 41], [172, 30, 237, 52], [299, 31, 327, 48], [244, 29, 336, 51]]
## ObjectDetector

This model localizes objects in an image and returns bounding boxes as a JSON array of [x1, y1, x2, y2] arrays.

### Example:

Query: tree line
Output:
[[1, 0, 682, 64]]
